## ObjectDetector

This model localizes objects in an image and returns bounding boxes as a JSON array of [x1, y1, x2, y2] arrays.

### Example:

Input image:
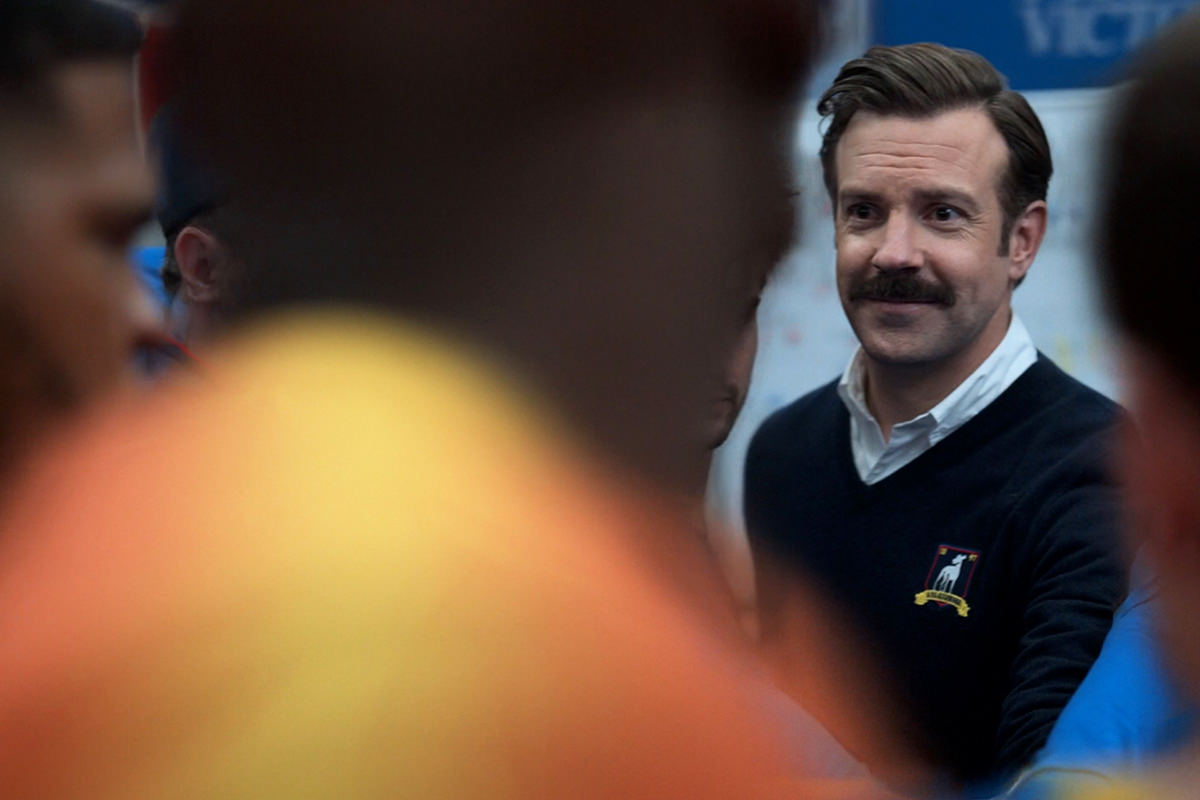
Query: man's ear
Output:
[[173, 225, 224, 305], [1006, 200, 1048, 285]]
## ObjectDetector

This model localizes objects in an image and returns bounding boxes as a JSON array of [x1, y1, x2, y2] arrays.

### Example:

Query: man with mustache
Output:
[[744, 44, 1124, 793]]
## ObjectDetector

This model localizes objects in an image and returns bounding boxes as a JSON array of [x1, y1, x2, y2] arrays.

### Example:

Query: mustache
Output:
[[849, 273, 956, 306]]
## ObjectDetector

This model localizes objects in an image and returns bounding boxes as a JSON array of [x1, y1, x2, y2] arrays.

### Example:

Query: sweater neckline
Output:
[[836, 355, 1061, 492]]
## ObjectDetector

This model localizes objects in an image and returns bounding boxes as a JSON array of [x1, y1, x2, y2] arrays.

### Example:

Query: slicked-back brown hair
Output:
[[817, 43, 1052, 253]]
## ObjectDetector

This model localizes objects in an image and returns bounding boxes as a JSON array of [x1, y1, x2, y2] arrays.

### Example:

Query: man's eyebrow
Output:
[[836, 187, 883, 204], [912, 188, 981, 214]]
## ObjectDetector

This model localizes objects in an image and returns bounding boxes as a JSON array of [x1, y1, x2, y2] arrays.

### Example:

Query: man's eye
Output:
[[100, 227, 134, 253], [930, 205, 962, 223], [846, 203, 874, 220], [89, 209, 151, 261]]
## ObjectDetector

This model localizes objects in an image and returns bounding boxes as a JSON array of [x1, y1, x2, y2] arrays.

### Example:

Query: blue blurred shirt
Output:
[[1008, 554, 1198, 797], [133, 245, 169, 309]]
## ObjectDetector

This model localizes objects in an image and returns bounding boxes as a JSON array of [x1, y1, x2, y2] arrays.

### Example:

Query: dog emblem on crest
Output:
[[914, 545, 980, 618]]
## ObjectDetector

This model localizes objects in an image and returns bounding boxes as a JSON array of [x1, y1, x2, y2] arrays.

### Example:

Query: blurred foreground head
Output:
[[0, 0, 152, 472], [173, 0, 820, 491], [1103, 9, 1200, 707]]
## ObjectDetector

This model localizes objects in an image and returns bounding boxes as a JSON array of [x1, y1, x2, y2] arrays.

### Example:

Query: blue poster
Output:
[[874, 0, 1199, 90]]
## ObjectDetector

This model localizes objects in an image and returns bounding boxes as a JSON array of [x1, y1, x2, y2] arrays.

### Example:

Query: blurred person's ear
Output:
[[173, 225, 224, 305]]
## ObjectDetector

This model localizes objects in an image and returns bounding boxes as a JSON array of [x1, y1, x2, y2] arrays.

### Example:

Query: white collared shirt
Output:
[[836, 314, 1038, 485]]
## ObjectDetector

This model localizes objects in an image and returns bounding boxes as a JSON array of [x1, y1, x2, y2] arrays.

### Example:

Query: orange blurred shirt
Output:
[[0, 311, 796, 799]]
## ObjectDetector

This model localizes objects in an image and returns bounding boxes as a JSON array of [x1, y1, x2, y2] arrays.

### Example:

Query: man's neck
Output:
[[863, 310, 1011, 441]]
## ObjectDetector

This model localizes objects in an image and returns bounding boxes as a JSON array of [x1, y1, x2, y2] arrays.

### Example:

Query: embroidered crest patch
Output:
[[914, 545, 980, 618]]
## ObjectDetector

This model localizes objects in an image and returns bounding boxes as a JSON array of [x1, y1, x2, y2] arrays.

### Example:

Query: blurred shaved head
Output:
[[173, 0, 822, 489]]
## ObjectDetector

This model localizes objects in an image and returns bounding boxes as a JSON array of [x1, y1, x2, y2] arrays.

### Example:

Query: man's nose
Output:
[[871, 212, 924, 271], [126, 278, 169, 349]]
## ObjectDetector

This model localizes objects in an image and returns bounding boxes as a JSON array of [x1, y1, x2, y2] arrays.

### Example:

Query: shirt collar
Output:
[[836, 348, 876, 428], [837, 313, 1038, 438]]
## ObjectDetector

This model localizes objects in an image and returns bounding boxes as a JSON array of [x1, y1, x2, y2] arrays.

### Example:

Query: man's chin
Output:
[[704, 395, 745, 449], [849, 317, 942, 363], [703, 425, 733, 453], [858, 339, 947, 369]]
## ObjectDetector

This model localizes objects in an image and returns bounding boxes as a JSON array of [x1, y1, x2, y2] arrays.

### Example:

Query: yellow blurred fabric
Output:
[[0, 311, 792, 799], [1048, 766, 1200, 800], [1052, 779, 1159, 800]]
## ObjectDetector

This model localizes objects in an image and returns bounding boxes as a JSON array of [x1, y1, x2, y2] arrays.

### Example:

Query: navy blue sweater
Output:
[[744, 356, 1125, 788]]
